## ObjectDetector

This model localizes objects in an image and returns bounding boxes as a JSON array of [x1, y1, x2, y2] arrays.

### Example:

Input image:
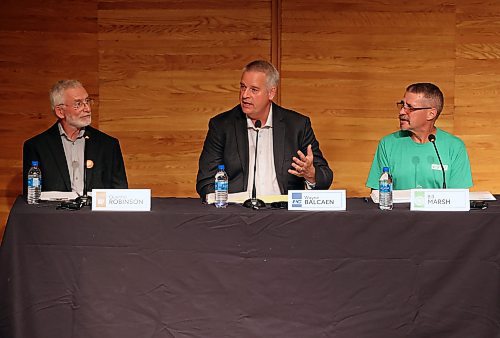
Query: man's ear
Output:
[[427, 108, 438, 121], [268, 86, 277, 101], [54, 106, 65, 119]]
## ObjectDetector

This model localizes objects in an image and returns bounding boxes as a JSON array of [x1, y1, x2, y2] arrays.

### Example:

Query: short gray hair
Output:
[[406, 82, 444, 117], [50, 79, 83, 112], [243, 60, 279, 89]]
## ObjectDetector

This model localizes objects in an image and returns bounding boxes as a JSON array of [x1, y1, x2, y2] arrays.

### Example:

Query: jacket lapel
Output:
[[272, 103, 286, 193], [47, 123, 71, 191], [234, 107, 249, 191], [83, 127, 96, 193]]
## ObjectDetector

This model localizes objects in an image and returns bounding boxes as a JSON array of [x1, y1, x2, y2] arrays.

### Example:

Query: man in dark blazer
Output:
[[196, 60, 333, 200], [23, 80, 127, 197]]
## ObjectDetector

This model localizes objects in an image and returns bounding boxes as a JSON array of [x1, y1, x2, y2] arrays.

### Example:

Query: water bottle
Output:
[[379, 166, 393, 210], [214, 164, 228, 208], [27, 160, 42, 204]]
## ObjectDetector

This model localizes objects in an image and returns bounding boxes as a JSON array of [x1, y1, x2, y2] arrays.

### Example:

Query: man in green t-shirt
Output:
[[366, 83, 473, 190]]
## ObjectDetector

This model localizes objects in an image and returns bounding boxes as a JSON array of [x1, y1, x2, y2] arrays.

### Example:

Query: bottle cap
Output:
[[32, 160, 39, 166], [382, 167, 389, 172], [218, 164, 225, 170]]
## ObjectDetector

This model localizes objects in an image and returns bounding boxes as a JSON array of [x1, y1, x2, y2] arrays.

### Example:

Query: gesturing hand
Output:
[[288, 144, 316, 183]]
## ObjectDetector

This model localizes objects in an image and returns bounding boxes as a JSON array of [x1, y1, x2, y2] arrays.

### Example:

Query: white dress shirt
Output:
[[245, 107, 282, 197]]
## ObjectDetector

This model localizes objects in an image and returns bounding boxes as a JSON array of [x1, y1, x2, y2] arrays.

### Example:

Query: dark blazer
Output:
[[23, 123, 128, 196], [196, 103, 333, 199]]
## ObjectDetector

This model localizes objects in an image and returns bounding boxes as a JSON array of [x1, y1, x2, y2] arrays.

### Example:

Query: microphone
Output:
[[76, 130, 92, 206], [428, 134, 447, 189], [243, 120, 266, 210]]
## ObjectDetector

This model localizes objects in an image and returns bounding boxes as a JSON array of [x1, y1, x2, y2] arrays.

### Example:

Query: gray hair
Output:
[[406, 82, 444, 117], [243, 60, 279, 89], [49, 79, 83, 112]]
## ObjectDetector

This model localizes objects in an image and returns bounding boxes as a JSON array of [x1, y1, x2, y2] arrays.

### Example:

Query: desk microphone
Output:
[[428, 134, 446, 189], [75, 130, 92, 206], [243, 120, 266, 210]]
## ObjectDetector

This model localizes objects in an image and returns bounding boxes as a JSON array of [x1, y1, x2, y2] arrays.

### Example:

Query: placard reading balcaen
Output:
[[288, 190, 346, 211]]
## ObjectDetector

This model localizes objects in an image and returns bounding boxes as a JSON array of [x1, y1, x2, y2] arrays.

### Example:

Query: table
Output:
[[1, 196, 500, 338]]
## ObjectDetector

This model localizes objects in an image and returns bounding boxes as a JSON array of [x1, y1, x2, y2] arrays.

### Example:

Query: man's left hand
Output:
[[288, 144, 316, 183]]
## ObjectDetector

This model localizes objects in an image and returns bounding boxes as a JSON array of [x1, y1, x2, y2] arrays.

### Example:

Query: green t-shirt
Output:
[[366, 128, 473, 190]]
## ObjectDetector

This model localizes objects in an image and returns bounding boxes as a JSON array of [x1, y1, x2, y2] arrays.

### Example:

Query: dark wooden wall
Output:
[[1, 0, 500, 239]]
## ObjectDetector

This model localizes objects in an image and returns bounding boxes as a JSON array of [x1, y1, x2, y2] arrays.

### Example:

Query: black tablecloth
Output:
[[1, 196, 500, 338]]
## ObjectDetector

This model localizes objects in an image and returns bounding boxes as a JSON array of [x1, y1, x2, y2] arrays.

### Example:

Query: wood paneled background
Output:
[[1, 0, 499, 239]]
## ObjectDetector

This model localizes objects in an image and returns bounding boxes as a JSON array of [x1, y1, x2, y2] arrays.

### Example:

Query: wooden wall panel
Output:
[[281, 0, 457, 196], [0, 0, 98, 239], [98, 0, 272, 197], [455, 1, 500, 193]]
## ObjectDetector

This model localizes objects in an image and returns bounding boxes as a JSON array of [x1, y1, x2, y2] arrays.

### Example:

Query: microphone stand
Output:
[[243, 120, 266, 210], [428, 134, 447, 189], [76, 133, 92, 207]]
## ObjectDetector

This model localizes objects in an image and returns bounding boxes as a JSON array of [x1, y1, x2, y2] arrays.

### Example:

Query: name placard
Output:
[[410, 189, 470, 212], [91, 189, 151, 211], [288, 190, 346, 211]]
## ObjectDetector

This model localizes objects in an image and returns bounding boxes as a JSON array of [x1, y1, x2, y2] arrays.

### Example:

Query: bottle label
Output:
[[379, 183, 392, 193], [28, 177, 40, 188], [28, 177, 42, 188], [215, 181, 228, 191]]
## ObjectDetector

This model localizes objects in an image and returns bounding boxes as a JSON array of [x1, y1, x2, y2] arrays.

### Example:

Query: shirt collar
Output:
[[246, 105, 273, 130], [58, 122, 85, 141]]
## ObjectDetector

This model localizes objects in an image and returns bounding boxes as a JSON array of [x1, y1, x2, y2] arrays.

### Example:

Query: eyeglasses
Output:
[[57, 98, 94, 111], [396, 100, 432, 113]]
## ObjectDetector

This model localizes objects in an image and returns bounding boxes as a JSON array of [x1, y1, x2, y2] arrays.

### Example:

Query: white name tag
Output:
[[410, 189, 470, 211], [91, 189, 151, 211], [431, 164, 448, 171], [288, 190, 346, 211]]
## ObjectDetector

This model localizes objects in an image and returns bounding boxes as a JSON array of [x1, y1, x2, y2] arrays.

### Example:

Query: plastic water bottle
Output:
[[27, 160, 42, 204], [214, 164, 228, 208], [379, 166, 393, 210]]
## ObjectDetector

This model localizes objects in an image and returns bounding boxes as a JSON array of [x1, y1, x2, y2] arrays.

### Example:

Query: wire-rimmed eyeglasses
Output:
[[396, 100, 432, 113], [57, 98, 94, 111]]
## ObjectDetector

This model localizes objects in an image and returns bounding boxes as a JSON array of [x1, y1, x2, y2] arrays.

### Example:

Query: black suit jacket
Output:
[[23, 123, 128, 196], [196, 103, 333, 199]]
